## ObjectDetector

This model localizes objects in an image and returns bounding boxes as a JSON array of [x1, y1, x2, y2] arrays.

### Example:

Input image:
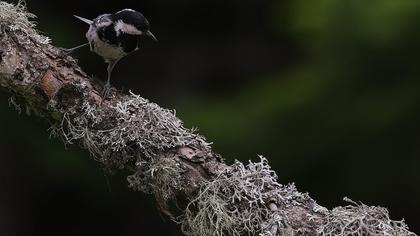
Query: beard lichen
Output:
[[50, 90, 209, 169], [180, 157, 415, 236], [0, 0, 50, 44], [128, 156, 184, 216], [49, 88, 208, 214], [317, 198, 416, 236], [181, 157, 299, 236], [2, 2, 417, 235]]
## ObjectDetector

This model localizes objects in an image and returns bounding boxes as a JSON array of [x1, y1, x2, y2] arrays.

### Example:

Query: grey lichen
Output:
[[128, 156, 184, 215], [180, 157, 415, 236], [0, 0, 50, 44], [181, 157, 304, 236], [48, 87, 210, 213], [1, 0, 51, 101], [318, 198, 416, 236], [8, 95, 22, 114], [50, 91, 209, 169], [1, 2, 417, 236]]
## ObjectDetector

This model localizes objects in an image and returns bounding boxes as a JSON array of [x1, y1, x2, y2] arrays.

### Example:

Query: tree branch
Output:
[[0, 2, 416, 235]]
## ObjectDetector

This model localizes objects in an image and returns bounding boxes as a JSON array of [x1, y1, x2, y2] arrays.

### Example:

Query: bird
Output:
[[64, 9, 157, 98]]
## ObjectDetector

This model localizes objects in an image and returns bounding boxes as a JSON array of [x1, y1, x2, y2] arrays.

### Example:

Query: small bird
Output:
[[64, 9, 157, 98]]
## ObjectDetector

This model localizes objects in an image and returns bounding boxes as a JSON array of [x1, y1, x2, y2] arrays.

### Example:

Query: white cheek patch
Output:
[[114, 20, 143, 35], [97, 20, 112, 28]]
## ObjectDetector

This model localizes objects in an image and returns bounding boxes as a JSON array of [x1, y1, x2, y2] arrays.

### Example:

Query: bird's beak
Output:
[[73, 15, 93, 25], [145, 31, 158, 42]]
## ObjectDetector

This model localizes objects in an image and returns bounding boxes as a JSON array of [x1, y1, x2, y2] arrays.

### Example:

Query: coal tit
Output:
[[65, 9, 157, 98]]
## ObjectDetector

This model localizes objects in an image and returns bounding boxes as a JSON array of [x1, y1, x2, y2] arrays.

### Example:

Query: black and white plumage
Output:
[[66, 9, 157, 98]]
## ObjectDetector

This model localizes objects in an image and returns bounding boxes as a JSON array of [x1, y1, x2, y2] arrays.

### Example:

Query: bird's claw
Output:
[[59, 43, 89, 55], [59, 47, 74, 55], [101, 83, 112, 99]]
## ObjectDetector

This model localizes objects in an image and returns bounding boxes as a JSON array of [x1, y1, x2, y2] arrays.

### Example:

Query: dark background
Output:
[[1, 0, 419, 235]]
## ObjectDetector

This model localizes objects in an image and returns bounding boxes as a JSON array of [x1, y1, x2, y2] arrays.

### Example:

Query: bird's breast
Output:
[[92, 39, 127, 62], [86, 26, 127, 62]]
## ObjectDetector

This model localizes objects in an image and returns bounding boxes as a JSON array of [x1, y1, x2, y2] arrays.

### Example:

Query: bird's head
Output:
[[112, 9, 157, 41]]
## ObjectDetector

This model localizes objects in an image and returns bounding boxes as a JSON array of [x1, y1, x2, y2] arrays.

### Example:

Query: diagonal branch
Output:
[[0, 2, 416, 235]]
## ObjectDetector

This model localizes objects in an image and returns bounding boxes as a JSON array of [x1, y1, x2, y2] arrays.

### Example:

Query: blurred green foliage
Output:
[[180, 0, 420, 231]]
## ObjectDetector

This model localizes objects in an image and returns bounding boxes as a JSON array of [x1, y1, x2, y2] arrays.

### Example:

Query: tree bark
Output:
[[0, 2, 416, 235]]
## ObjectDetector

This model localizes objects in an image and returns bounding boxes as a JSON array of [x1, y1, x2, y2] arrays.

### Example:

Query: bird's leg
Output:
[[61, 43, 89, 54], [102, 60, 118, 99]]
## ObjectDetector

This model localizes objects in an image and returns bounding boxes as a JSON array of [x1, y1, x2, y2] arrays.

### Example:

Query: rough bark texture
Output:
[[0, 2, 417, 235]]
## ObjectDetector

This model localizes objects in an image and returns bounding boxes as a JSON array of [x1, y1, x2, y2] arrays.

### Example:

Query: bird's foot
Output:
[[101, 83, 113, 100], [58, 47, 74, 55], [59, 43, 89, 55]]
